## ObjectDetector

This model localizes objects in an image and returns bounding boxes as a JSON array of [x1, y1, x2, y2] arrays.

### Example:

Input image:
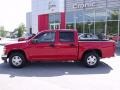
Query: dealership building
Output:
[[26, 0, 120, 38]]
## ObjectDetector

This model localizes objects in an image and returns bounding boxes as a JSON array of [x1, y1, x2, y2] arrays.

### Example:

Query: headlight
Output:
[[3, 46, 7, 54]]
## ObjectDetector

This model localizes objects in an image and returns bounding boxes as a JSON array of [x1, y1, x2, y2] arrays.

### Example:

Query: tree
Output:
[[16, 23, 26, 37], [0, 26, 6, 37], [107, 10, 119, 35]]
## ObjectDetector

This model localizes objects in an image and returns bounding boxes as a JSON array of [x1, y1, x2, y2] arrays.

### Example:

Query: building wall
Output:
[[32, 0, 64, 14], [31, 0, 65, 33]]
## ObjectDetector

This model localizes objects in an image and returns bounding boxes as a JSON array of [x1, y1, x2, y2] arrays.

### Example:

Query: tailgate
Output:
[[101, 41, 115, 58]]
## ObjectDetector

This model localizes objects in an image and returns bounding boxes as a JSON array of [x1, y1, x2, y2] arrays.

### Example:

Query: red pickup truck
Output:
[[1, 30, 115, 68]]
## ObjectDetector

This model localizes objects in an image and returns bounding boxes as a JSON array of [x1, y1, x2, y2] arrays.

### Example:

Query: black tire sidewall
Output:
[[9, 53, 26, 68], [83, 52, 100, 68]]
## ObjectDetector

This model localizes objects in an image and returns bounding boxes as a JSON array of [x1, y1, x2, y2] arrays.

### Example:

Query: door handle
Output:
[[49, 44, 55, 47]]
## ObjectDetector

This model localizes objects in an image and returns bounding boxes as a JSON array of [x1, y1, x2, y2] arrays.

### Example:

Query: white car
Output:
[[78, 33, 99, 40]]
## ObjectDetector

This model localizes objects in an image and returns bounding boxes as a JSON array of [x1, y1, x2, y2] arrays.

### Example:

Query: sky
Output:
[[0, 0, 31, 32]]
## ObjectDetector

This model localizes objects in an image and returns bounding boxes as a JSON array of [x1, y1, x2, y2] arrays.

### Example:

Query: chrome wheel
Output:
[[9, 52, 27, 68], [87, 55, 97, 66], [12, 56, 23, 66], [83, 52, 100, 68]]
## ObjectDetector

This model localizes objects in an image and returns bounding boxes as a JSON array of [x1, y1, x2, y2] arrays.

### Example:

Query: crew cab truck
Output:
[[1, 30, 115, 68]]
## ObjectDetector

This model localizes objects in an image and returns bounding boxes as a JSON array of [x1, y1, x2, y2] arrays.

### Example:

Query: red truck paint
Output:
[[2, 30, 115, 68]]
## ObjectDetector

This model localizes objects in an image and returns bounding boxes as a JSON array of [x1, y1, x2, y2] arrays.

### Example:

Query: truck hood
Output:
[[5, 41, 28, 49]]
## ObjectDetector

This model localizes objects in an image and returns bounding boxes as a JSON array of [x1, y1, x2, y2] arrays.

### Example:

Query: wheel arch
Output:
[[8, 49, 28, 61], [81, 49, 102, 60]]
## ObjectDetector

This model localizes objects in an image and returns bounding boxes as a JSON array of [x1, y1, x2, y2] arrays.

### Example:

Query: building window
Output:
[[95, 9, 106, 22], [66, 23, 74, 29], [107, 21, 118, 35], [49, 13, 60, 23], [66, 12, 74, 23], [107, 9, 119, 21]]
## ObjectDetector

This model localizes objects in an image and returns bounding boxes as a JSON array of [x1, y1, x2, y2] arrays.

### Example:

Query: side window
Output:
[[59, 32, 74, 42], [36, 32, 55, 43]]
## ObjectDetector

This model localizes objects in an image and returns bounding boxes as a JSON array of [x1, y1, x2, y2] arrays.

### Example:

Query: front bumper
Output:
[[1, 55, 7, 63]]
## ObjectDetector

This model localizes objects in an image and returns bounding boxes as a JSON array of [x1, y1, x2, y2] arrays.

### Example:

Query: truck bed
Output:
[[78, 40, 115, 59]]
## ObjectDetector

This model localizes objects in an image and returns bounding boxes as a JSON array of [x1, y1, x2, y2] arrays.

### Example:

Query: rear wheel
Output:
[[9, 52, 27, 68], [83, 52, 100, 68]]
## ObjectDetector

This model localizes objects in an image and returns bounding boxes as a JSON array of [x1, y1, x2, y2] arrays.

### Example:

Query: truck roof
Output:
[[41, 29, 77, 32]]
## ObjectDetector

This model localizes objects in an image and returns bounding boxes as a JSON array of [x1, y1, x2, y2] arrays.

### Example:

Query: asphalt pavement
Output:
[[0, 45, 120, 90]]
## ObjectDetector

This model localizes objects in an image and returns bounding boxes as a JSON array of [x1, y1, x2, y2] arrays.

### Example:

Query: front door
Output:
[[50, 23, 60, 30], [28, 31, 57, 61]]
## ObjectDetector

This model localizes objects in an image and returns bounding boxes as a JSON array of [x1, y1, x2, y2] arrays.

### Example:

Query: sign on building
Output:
[[73, 2, 96, 9]]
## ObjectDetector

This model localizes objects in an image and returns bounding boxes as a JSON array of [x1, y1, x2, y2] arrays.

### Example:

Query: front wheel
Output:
[[83, 52, 100, 68], [9, 52, 27, 68]]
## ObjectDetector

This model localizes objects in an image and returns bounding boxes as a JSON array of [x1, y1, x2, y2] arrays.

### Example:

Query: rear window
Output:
[[59, 32, 74, 42]]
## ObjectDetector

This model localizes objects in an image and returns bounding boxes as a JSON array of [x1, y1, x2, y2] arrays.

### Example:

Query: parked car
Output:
[[2, 30, 115, 68], [110, 35, 120, 42], [78, 33, 99, 40]]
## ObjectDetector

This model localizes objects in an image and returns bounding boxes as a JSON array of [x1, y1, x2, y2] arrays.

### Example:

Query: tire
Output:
[[83, 52, 100, 68], [9, 52, 27, 68]]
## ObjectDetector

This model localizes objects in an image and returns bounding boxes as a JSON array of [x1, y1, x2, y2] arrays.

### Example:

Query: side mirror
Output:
[[31, 39, 39, 44]]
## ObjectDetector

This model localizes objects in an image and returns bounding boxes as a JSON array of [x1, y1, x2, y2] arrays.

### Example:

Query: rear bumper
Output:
[[1, 55, 7, 63]]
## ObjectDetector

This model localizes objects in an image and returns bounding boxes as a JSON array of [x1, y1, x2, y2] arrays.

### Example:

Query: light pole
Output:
[[74, 16, 78, 30], [117, 9, 120, 44], [88, 23, 92, 33]]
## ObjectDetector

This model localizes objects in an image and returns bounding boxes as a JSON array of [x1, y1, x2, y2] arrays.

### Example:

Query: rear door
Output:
[[56, 31, 78, 60]]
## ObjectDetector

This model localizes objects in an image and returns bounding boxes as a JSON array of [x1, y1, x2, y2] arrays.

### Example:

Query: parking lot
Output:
[[0, 45, 120, 90]]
